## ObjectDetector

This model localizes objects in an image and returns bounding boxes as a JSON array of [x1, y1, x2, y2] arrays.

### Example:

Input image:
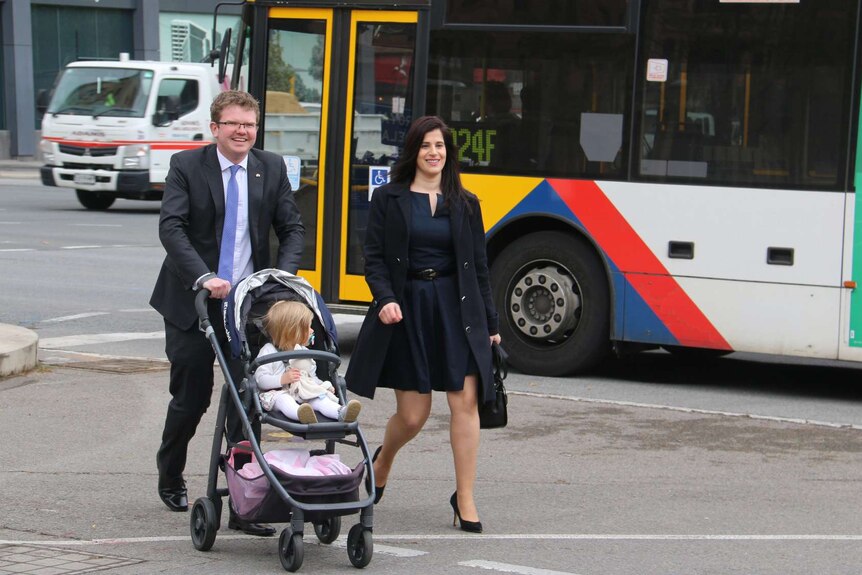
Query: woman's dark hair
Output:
[[390, 115, 473, 209]]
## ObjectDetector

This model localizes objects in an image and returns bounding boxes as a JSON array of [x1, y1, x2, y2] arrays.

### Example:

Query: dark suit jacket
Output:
[[345, 182, 499, 403], [150, 144, 304, 330]]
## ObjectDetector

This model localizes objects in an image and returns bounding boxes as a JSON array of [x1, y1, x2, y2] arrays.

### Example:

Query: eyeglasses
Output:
[[215, 121, 258, 130]]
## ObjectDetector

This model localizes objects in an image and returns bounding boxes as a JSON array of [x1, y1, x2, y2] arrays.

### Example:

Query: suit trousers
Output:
[[156, 299, 259, 487]]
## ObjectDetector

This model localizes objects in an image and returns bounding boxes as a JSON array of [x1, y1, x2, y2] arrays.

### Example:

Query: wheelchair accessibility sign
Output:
[[369, 166, 390, 200]]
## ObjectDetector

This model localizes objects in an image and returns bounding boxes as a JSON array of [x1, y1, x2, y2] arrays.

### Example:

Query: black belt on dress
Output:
[[407, 268, 454, 280]]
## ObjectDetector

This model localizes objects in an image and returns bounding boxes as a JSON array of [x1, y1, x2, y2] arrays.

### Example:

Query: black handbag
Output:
[[479, 343, 508, 429]]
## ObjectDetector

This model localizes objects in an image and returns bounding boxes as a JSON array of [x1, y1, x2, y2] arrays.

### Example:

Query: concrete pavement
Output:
[[3, 346, 862, 575]]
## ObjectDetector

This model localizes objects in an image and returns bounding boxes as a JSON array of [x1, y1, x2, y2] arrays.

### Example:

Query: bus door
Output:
[[255, 6, 422, 302]]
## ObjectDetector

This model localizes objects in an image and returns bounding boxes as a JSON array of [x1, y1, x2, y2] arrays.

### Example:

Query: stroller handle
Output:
[[195, 288, 212, 329]]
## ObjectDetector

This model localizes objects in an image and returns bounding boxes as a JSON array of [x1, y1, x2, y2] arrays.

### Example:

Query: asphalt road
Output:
[[1, 178, 862, 574]]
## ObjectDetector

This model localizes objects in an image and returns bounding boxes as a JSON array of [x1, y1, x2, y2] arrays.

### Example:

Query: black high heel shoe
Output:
[[449, 491, 483, 533], [364, 446, 386, 504]]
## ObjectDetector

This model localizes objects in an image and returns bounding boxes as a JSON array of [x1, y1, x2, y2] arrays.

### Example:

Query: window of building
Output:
[[158, 12, 241, 64], [32, 5, 134, 126]]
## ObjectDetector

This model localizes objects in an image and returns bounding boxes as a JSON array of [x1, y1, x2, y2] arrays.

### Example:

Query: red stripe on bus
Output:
[[548, 178, 730, 350], [626, 274, 731, 349]]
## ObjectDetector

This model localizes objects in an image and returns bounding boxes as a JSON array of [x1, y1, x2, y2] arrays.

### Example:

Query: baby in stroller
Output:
[[191, 269, 376, 571], [256, 300, 362, 424]]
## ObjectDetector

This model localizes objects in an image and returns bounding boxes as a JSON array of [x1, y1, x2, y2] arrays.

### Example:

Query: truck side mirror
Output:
[[36, 89, 51, 115], [218, 28, 232, 85]]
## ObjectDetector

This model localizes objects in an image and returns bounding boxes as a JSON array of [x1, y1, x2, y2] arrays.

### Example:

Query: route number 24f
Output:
[[454, 127, 497, 165]]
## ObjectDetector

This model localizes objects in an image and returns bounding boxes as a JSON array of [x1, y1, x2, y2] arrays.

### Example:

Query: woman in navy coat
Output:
[[346, 116, 500, 533]]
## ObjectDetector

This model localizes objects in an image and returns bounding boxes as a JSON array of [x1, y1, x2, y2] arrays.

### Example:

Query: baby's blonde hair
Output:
[[264, 300, 313, 351]]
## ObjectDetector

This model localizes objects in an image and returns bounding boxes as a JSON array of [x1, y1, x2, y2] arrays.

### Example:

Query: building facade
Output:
[[0, 0, 241, 158]]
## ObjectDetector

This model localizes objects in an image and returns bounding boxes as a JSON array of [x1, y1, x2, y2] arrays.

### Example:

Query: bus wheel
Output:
[[76, 190, 115, 210], [491, 231, 610, 376]]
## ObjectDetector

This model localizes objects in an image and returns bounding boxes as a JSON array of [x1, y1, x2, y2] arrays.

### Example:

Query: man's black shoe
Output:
[[228, 513, 276, 537], [158, 484, 188, 512]]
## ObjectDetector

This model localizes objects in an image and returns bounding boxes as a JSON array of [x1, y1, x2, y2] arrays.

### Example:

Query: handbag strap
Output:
[[491, 342, 508, 380]]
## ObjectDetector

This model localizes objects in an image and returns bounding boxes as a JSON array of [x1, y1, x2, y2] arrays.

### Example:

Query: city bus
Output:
[[220, 0, 862, 376]]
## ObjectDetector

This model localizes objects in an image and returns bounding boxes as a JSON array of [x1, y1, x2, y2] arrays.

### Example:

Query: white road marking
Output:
[[512, 391, 862, 432], [3, 533, 861, 547], [331, 539, 427, 557], [0, 221, 21, 224], [41, 312, 110, 323], [332, 313, 364, 324], [118, 308, 156, 313], [461, 560, 578, 575], [0, 248, 34, 252], [0, 535, 425, 557], [376, 533, 862, 541], [60, 245, 102, 250], [38, 331, 164, 348]]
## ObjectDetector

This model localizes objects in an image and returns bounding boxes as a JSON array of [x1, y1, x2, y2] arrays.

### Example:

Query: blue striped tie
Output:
[[217, 164, 241, 283]]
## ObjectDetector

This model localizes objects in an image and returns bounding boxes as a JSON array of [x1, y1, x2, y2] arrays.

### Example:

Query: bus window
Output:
[[344, 21, 417, 277], [444, 0, 627, 27], [638, 0, 855, 189], [428, 29, 633, 178], [263, 20, 327, 271]]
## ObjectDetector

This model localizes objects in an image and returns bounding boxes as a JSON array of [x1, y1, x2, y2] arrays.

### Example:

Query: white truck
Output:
[[39, 57, 223, 210]]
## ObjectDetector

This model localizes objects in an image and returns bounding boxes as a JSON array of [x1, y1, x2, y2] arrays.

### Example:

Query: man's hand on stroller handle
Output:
[[202, 276, 231, 299]]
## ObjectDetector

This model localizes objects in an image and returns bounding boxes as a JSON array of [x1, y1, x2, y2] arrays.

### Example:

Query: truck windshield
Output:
[[47, 67, 154, 118]]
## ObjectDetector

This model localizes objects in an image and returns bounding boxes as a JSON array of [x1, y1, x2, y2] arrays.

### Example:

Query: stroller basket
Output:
[[225, 450, 364, 524]]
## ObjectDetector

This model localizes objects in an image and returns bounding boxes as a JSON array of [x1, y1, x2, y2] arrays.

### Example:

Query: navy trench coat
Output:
[[345, 182, 499, 403]]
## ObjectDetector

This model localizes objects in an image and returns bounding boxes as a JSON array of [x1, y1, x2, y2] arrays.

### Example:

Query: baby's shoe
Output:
[[338, 400, 362, 423], [297, 403, 318, 424]]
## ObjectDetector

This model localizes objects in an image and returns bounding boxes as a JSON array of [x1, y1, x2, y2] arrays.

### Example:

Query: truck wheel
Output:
[[491, 231, 610, 376], [76, 190, 115, 210]]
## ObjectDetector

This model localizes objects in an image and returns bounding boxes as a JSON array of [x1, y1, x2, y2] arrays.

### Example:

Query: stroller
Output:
[[189, 269, 375, 571]]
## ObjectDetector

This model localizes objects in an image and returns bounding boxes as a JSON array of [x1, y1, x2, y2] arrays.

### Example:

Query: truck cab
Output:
[[39, 57, 222, 210]]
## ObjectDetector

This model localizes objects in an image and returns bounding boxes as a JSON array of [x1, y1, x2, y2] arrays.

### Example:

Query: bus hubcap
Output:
[[508, 265, 580, 341]]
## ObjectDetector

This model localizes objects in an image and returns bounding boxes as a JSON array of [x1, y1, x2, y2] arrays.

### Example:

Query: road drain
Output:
[[51, 358, 169, 374], [0, 544, 143, 574]]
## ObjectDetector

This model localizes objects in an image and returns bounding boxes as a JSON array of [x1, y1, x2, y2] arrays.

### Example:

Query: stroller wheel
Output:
[[279, 527, 304, 572], [190, 497, 218, 551], [314, 516, 341, 544], [346, 523, 373, 568]]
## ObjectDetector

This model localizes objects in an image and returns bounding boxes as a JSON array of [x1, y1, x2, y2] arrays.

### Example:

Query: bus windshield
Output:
[[47, 67, 154, 118]]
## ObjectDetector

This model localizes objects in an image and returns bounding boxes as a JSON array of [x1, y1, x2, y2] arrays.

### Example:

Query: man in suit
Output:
[[150, 90, 303, 536]]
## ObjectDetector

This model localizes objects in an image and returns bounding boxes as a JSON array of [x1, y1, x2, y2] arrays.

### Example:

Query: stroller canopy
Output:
[[223, 269, 338, 359]]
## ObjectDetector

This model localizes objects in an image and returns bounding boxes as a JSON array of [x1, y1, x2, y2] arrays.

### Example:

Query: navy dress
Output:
[[378, 192, 478, 392]]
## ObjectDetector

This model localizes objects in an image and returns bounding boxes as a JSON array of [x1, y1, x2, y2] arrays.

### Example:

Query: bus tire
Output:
[[76, 190, 115, 210], [491, 231, 610, 376]]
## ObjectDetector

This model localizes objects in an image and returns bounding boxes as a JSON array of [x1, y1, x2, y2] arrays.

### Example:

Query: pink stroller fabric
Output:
[[238, 448, 352, 478], [225, 444, 361, 520]]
